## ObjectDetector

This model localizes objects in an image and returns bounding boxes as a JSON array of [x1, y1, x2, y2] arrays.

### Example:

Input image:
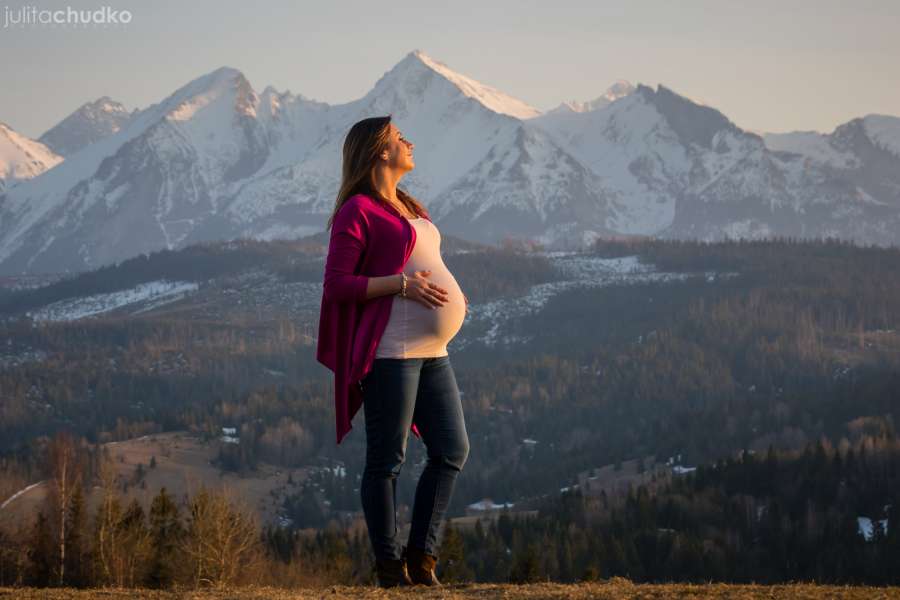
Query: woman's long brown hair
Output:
[[326, 115, 429, 231]]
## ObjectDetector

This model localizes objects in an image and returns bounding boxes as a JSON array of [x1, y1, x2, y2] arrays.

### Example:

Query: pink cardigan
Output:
[[317, 193, 428, 444]]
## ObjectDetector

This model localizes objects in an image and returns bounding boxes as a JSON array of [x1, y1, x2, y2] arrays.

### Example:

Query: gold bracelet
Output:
[[399, 272, 408, 297]]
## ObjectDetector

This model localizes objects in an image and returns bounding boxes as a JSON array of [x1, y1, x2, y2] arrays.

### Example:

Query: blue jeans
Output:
[[359, 355, 470, 561]]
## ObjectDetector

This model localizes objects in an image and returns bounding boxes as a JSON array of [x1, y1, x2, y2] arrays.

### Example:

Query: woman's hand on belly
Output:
[[406, 269, 449, 310]]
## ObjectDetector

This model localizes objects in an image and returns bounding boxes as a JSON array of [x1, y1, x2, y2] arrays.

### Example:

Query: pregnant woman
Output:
[[317, 115, 470, 588]]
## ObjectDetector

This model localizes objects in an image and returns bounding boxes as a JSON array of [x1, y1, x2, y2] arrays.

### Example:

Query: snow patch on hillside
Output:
[[26, 280, 199, 322], [455, 253, 737, 349], [763, 131, 859, 168]]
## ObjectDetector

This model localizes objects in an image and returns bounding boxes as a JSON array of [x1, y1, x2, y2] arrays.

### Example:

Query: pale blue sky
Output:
[[1, 0, 898, 139]]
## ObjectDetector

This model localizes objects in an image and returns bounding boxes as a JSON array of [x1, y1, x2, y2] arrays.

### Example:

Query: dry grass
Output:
[[2, 579, 899, 599]]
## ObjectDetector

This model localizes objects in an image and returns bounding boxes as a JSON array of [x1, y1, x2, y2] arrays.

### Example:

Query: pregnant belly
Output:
[[408, 267, 465, 333], [397, 264, 466, 355]]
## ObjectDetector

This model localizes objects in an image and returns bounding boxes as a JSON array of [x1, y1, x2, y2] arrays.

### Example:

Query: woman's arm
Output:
[[365, 274, 403, 300], [322, 201, 372, 304], [323, 200, 405, 303]]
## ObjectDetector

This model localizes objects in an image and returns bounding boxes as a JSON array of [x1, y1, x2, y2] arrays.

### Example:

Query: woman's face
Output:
[[381, 123, 415, 173]]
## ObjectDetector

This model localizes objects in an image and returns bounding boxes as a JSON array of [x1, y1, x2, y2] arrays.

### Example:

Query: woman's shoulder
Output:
[[334, 194, 377, 224], [344, 193, 377, 211]]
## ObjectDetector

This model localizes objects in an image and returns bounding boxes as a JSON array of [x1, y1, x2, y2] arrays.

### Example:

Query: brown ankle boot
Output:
[[374, 556, 413, 588], [405, 545, 441, 586]]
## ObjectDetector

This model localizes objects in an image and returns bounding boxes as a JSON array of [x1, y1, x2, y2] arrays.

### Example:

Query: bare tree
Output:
[[177, 484, 265, 589], [46, 430, 84, 586], [92, 449, 121, 586], [91, 450, 153, 587]]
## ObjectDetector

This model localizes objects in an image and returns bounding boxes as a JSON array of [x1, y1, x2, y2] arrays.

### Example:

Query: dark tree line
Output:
[[447, 432, 900, 585]]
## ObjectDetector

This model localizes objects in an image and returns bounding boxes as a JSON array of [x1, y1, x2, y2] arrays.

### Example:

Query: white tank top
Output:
[[375, 217, 467, 358]]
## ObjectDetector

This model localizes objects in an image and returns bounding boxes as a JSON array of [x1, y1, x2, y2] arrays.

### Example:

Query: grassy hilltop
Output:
[[3, 579, 900, 599]]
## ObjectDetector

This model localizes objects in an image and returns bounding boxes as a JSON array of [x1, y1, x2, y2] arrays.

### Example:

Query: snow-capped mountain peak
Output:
[[548, 80, 636, 114], [604, 80, 636, 101], [161, 66, 257, 121], [369, 49, 541, 120], [763, 114, 900, 165], [861, 114, 900, 158], [38, 96, 138, 157], [636, 84, 746, 148], [0, 122, 64, 191], [37, 96, 135, 157]]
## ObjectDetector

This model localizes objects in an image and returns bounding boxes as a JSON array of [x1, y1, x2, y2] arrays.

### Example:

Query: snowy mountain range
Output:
[[0, 49, 898, 276]]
